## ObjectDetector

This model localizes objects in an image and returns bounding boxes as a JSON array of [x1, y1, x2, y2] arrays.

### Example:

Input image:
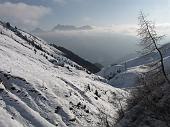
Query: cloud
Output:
[[82, 17, 91, 22], [53, 0, 66, 4], [74, 24, 138, 36], [97, 24, 137, 36], [34, 24, 138, 36], [90, 23, 170, 36], [0, 2, 51, 28], [52, 0, 82, 4], [155, 23, 170, 35]]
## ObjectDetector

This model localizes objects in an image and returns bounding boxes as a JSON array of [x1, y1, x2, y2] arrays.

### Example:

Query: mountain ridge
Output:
[[50, 44, 101, 73], [52, 24, 93, 31], [0, 21, 127, 127], [98, 42, 170, 88]]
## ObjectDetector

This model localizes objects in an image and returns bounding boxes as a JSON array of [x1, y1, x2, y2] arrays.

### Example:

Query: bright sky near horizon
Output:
[[1, 0, 170, 65], [0, 0, 170, 31]]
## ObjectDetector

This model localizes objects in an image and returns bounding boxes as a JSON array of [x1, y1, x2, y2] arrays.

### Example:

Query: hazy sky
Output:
[[1, 0, 170, 30], [1, 0, 170, 65]]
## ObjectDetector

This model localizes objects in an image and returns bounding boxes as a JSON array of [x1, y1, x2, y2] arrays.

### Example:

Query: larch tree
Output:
[[137, 11, 170, 83]]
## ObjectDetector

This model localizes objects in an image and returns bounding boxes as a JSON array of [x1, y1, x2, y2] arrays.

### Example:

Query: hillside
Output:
[[98, 43, 170, 88], [50, 44, 100, 73], [114, 56, 170, 127], [0, 21, 128, 127], [98, 41, 170, 126]]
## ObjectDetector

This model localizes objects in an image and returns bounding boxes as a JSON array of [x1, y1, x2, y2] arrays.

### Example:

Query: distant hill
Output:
[[94, 63, 104, 69], [52, 24, 93, 31], [98, 42, 170, 88], [50, 44, 101, 73], [31, 27, 44, 33]]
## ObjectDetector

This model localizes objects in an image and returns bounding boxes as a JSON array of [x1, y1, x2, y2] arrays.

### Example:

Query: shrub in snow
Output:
[[55, 106, 61, 113], [85, 109, 89, 113], [34, 49, 37, 54], [11, 86, 16, 90], [116, 71, 170, 127], [76, 102, 81, 109], [69, 118, 76, 122], [94, 96, 98, 100], [6, 22, 11, 28], [69, 107, 73, 110], [94, 90, 101, 98], [87, 84, 90, 91]]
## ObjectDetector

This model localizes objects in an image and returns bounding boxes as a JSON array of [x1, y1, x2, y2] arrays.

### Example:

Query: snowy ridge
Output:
[[98, 42, 170, 88], [0, 22, 128, 127]]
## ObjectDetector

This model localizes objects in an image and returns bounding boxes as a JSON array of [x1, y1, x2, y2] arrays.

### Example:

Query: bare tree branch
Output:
[[138, 11, 170, 83]]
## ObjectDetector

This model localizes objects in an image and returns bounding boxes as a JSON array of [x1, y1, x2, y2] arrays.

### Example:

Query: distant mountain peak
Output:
[[78, 25, 93, 30], [31, 27, 44, 33], [52, 24, 93, 31]]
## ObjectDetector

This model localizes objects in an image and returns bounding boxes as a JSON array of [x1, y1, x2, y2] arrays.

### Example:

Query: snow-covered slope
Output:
[[0, 22, 128, 127], [98, 43, 170, 88], [115, 61, 170, 127]]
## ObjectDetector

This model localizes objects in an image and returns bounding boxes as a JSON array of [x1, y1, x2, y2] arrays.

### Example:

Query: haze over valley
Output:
[[1, 0, 170, 127], [33, 25, 139, 66]]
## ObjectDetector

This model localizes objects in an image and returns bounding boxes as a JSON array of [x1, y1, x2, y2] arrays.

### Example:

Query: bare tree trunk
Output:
[[140, 13, 170, 84], [157, 48, 170, 83]]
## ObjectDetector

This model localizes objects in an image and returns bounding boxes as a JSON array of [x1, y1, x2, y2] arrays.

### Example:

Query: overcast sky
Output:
[[1, 0, 170, 65], [0, 0, 170, 31]]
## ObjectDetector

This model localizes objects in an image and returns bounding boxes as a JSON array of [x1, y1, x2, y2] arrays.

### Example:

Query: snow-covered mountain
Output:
[[98, 43, 170, 88], [0, 21, 128, 127], [96, 37, 170, 127], [113, 50, 170, 127], [50, 44, 101, 73]]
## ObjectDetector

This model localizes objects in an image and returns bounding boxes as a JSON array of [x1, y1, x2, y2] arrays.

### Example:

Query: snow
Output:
[[0, 106, 24, 127], [98, 43, 170, 88], [163, 56, 170, 73], [98, 64, 125, 80], [0, 22, 128, 127]]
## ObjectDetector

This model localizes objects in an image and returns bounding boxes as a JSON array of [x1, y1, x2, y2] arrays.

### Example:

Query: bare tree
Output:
[[138, 11, 170, 83]]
